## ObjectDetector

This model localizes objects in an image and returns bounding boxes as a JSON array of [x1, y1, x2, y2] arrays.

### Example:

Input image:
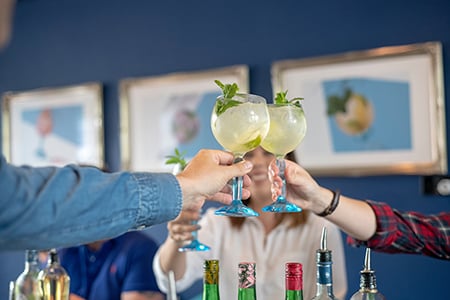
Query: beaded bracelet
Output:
[[316, 189, 340, 217]]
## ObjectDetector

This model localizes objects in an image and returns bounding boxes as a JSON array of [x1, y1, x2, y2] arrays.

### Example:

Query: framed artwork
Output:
[[272, 42, 446, 176], [120, 65, 249, 171], [2, 83, 104, 167]]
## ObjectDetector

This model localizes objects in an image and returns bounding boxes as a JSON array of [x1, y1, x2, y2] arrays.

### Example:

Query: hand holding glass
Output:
[[178, 209, 210, 252], [211, 93, 270, 217], [261, 102, 307, 212]]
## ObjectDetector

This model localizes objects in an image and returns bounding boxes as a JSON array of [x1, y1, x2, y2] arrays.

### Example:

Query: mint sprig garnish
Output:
[[274, 90, 304, 108], [214, 80, 242, 116], [215, 80, 239, 99], [165, 148, 187, 170]]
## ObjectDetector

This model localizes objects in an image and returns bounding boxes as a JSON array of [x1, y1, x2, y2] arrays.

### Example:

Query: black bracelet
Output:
[[316, 189, 340, 217]]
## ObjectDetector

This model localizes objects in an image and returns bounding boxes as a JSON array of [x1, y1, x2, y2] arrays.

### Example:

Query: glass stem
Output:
[[276, 157, 287, 203], [233, 156, 244, 202], [191, 220, 198, 240]]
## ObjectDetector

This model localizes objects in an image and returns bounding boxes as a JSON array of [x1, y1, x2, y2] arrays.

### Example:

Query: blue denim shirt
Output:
[[0, 155, 182, 250]]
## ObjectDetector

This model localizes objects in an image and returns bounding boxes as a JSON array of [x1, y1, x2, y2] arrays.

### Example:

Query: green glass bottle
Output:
[[238, 262, 257, 300], [285, 262, 303, 300], [202, 259, 220, 300]]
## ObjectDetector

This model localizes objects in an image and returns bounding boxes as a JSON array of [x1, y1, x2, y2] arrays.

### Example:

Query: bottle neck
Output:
[[315, 283, 335, 297], [47, 250, 60, 266], [202, 284, 220, 300], [285, 262, 303, 300], [238, 287, 257, 300], [24, 250, 40, 272], [285, 290, 303, 300], [238, 262, 256, 300], [203, 260, 220, 300], [315, 262, 335, 297]]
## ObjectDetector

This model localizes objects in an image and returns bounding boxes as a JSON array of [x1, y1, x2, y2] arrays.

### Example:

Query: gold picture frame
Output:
[[120, 65, 249, 171], [2, 82, 104, 167], [272, 42, 446, 176]]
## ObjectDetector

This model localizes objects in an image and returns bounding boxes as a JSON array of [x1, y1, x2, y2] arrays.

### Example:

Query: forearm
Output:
[[0, 157, 182, 250], [326, 194, 377, 241], [158, 238, 188, 280], [312, 188, 377, 241]]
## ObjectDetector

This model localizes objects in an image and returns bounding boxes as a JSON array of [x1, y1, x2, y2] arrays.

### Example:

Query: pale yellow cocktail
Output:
[[260, 104, 306, 158]]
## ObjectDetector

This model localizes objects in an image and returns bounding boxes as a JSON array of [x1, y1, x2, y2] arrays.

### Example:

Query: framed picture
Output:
[[272, 41, 446, 176], [120, 65, 249, 171], [2, 83, 104, 168]]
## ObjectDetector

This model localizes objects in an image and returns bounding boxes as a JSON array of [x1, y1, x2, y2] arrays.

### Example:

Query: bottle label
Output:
[[317, 262, 332, 285], [238, 263, 255, 289]]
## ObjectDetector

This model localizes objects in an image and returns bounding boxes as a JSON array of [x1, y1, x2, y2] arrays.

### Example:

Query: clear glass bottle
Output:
[[349, 248, 386, 300], [285, 262, 303, 300], [37, 249, 70, 300], [202, 259, 220, 300], [238, 262, 257, 300], [311, 227, 337, 300], [13, 249, 42, 300]]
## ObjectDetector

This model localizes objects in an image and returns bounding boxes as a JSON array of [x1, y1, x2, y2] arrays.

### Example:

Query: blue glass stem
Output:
[[214, 155, 259, 217], [277, 158, 288, 202], [232, 156, 244, 202], [262, 157, 301, 213]]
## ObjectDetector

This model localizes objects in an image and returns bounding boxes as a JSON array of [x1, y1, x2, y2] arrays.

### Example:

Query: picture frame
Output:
[[120, 65, 249, 171], [272, 41, 446, 176], [2, 82, 104, 168]]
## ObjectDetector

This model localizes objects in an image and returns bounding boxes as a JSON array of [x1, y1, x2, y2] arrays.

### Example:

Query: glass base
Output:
[[178, 240, 211, 252], [214, 200, 259, 217], [262, 196, 302, 213]]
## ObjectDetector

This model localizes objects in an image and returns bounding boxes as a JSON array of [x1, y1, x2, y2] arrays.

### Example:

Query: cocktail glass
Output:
[[261, 102, 306, 212], [211, 93, 270, 217]]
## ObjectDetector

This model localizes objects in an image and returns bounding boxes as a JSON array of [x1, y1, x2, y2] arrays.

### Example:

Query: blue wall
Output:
[[1, 0, 449, 299]]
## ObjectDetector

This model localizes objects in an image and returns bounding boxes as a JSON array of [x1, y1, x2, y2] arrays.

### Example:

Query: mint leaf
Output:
[[165, 148, 188, 170], [274, 90, 304, 108], [215, 80, 239, 99], [215, 98, 241, 116], [214, 80, 242, 116]]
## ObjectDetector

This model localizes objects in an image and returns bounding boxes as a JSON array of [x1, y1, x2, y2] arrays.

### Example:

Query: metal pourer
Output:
[[317, 227, 332, 262], [359, 248, 378, 292]]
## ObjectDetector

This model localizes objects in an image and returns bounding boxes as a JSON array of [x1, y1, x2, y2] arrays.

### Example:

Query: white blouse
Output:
[[153, 208, 348, 300]]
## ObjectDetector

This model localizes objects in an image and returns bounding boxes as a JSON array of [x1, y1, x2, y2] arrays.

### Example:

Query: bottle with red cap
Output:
[[285, 262, 303, 300]]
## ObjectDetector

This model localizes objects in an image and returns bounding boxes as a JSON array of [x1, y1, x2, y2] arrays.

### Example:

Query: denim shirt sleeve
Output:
[[0, 155, 182, 250]]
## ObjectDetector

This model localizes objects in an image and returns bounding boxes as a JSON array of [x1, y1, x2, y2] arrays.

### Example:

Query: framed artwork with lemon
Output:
[[272, 42, 446, 176], [119, 65, 249, 171]]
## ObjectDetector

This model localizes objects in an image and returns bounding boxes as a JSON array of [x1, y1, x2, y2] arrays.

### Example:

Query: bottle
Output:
[[238, 262, 257, 300], [38, 249, 70, 300], [349, 248, 386, 300], [202, 259, 220, 300], [311, 227, 337, 300], [285, 262, 304, 300], [13, 249, 42, 300]]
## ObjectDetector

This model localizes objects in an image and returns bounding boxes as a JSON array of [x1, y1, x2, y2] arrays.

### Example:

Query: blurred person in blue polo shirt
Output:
[[58, 231, 164, 300]]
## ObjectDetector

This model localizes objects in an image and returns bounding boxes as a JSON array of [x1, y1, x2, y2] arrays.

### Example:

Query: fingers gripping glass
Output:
[[178, 209, 211, 252]]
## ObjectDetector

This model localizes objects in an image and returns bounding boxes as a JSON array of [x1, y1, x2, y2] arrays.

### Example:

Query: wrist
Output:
[[315, 189, 340, 217]]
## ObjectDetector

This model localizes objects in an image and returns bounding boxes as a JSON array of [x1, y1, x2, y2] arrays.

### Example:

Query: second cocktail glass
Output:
[[261, 100, 307, 212], [211, 93, 270, 217]]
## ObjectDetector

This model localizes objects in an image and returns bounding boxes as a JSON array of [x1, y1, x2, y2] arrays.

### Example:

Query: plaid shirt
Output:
[[347, 200, 450, 260]]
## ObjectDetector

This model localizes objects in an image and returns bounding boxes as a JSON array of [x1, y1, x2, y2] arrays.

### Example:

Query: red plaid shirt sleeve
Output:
[[347, 201, 450, 260]]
